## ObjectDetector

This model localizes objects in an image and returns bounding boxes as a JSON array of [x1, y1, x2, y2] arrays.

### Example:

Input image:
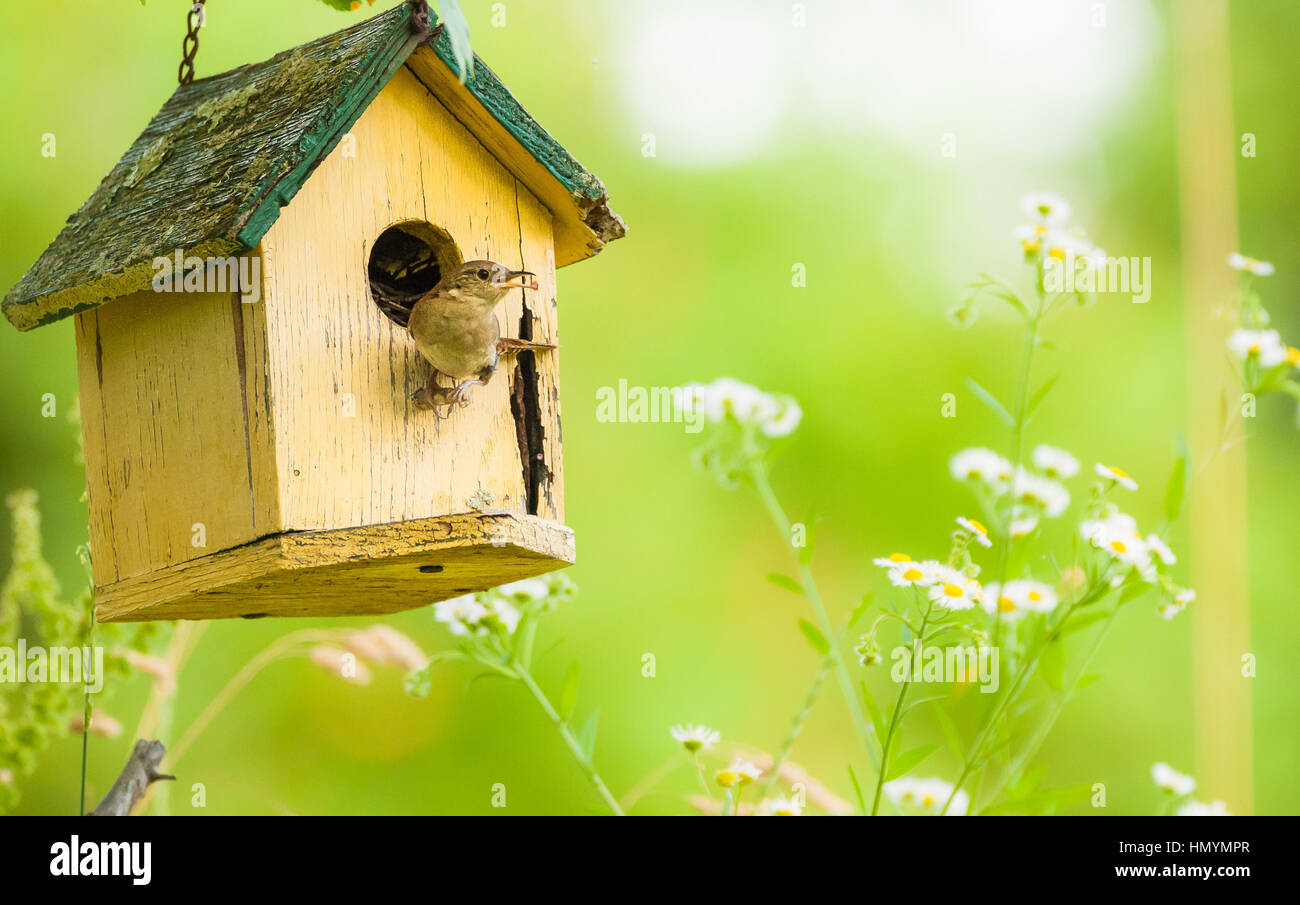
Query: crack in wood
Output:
[[509, 302, 550, 516]]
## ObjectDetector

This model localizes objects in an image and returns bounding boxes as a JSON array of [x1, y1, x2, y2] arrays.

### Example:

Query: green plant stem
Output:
[[750, 461, 881, 773], [758, 653, 832, 800], [516, 665, 624, 816], [940, 595, 1091, 815], [983, 604, 1121, 810], [871, 603, 933, 815], [991, 290, 1045, 651]]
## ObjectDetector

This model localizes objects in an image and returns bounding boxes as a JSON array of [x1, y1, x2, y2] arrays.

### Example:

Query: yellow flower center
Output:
[[889, 553, 911, 562], [1021, 239, 1040, 254], [967, 469, 983, 479], [1110, 466, 1129, 478], [998, 597, 1016, 612], [1288, 347, 1300, 365], [1111, 540, 1127, 554], [943, 583, 964, 598], [921, 795, 935, 807], [903, 568, 923, 581], [715, 770, 737, 787], [967, 518, 988, 536], [1036, 204, 1051, 217], [1027, 591, 1042, 602], [1049, 248, 1065, 260]]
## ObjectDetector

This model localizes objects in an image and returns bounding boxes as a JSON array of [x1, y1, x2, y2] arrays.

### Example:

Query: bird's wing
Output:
[[496, 337, 557, 354]]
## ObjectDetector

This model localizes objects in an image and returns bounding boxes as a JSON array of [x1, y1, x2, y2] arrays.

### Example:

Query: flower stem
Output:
[[940, 594, 1096, 814], [516, 665, 625, 816], [758, 652, 832, 800], [871, 603, 932, 815], [749, 461, 882, 772], [991, 293, 1045, 651]]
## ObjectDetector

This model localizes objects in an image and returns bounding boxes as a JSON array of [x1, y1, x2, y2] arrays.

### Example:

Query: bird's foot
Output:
[[412, 383, 455, 413], [445, 380, 481, 409]]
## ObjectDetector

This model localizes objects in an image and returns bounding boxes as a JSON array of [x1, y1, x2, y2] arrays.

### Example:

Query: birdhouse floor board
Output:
[[93, 511, 573, 623]]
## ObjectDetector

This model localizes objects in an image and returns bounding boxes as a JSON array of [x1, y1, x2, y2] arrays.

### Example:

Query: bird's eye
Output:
[[476, 269, 490, 280]]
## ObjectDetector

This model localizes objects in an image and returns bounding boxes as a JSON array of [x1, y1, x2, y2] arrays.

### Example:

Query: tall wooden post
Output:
[[1172, 0, 1254, 814]]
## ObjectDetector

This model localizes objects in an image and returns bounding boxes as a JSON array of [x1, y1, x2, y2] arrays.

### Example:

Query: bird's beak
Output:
[[494, 270, 539, 291]]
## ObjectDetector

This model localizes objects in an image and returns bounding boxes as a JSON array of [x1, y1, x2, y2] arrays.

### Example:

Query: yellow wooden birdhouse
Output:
[[1, 3, 624, 621]]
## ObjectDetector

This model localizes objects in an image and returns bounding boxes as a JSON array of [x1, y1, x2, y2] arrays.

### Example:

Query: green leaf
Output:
[[797, 618, 830, 656], [576, 708, 600, 761], [439, 0, 475, 83], [1041, 637, 1065, 691], [965, 377, 1016, 427], [886, 744, 939, 781], [559, 660, 580, 721], [766, 573, 804, 595], [969, 274, 1030, 320], [317, 0, 363, 10], [931, 703, 964, 758], [901, 693, 948, 716], [1074, 673, 1102, 692], [1163, 440, 1188, 523], [847, 764, 868, 815], [848, 593, 874, 629], [860, 681, 887, 743], [1023, 374, 1060, 425]]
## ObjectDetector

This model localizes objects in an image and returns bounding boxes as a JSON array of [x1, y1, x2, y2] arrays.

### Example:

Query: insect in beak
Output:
[[494, 270, 539, 291]]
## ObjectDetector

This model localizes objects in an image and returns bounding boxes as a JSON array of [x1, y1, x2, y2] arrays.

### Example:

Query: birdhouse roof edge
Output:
[[3, 2, 624, 331]]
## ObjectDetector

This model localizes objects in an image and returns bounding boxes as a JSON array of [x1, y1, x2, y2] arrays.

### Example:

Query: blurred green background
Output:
[[2, 0, 1296, 815]]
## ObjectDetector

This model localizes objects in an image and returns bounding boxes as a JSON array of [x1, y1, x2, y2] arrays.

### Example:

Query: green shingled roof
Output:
[[3, 1, 623, 331]]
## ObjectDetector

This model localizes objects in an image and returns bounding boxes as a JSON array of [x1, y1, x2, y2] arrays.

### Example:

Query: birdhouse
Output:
[[1, 3, 624, 622]]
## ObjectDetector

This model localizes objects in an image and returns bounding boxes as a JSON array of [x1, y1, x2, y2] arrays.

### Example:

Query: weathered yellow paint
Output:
[[95, 512, 574, 622], [78, 63, 570, 622]]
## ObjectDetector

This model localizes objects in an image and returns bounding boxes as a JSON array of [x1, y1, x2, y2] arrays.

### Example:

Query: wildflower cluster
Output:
[[411, 573, 575, 693], [676, 377, 802, 487], [1151, 762, 1232, 816], [1223, 253, 1300, 419]]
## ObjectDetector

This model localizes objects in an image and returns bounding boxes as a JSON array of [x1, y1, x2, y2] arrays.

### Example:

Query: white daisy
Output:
[[956, 516, 993, 548], [1081, 514, 1154, 579], [887, 560, 931, 588], [1009, 514, 1039, 538], [1151, 762, 1197, 796], [1094, 462, 1138, 491], [670, 724, 720, 754], [1226, 252, 1274, 277], [433, 594, 488, 636], [926, 565, 983, 611], [1014, 223, 1051, 255], [983, 579, 1058, 619], [1177, 799, 1231, 816], [1158, 587, 1195, 620], [1032, 444, 1080, 479], [1146, 534, 1177, 566], [480, 598, 521, 635], [873, 552, 914, 569], [1021, 192, 1071, 226], [1227, 329, 1287, 368], [1042, 230, 1093, 262], [883, 777, 968, 815], [496, 578, 550, 601], [760, 796, 802, 816], [716, 758, 762, 788], [681, 378, 803, 437], [949, 448, 1014, 487], [1010, 467, 1071, 517]]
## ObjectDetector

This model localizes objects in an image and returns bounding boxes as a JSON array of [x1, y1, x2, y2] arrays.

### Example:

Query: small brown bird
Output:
[[404, 260, 554, 412]]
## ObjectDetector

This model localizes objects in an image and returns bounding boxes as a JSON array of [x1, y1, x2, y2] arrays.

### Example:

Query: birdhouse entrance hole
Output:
[[368, 220, 462, 327]]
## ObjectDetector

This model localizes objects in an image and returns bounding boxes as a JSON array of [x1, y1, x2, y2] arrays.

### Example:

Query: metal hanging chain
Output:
[[178, 1, 207, 86]]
